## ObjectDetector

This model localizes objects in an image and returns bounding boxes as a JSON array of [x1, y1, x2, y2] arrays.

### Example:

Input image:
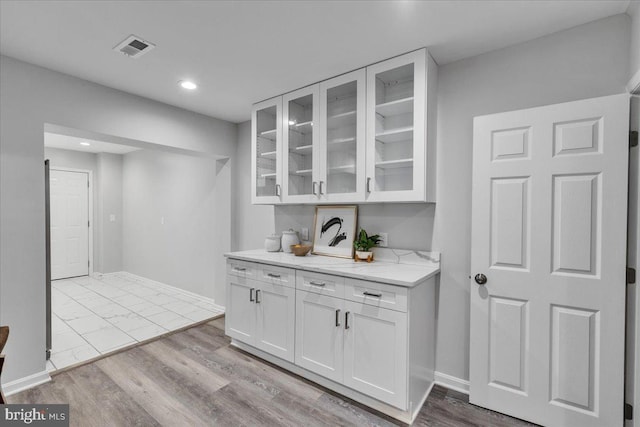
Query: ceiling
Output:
[[45, 133, 140, 155], [0, 1, 631, 123]]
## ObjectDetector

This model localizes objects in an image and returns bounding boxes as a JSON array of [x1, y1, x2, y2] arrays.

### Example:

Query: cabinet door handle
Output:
[[319, 181, 324, 195], [345, 311, 350, 329], [275, 184, 281, 197], [267, 273, 281, 278], [366, 177, 372, 193], [312, 181, 318, 195], [234, 267, 247, 272], [255, 289, 261, 303], [335, 309, 341, 327], [309, 281, 326, 287], [363, 291, 382, 298], [249, 288, 255, 302]]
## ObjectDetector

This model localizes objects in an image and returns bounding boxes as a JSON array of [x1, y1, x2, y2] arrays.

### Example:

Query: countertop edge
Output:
[[224, 253, 440, 288]]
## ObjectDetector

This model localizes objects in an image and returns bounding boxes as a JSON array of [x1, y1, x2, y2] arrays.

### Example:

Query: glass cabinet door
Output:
[[252, 97, 282, 204], [319, 69, 366, 202], [283, 85, 320, 203], [366, 49, 427, 202]]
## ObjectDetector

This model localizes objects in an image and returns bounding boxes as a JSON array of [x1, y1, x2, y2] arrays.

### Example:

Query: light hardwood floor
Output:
[[10, 317, 537, 426]]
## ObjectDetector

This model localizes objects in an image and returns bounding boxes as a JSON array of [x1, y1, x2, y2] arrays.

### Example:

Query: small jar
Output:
[[264, 234, 281, 252], [281, 229, 300, 253]]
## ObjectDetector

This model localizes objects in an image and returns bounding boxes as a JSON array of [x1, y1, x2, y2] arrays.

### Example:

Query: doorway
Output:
[[49, 168, 93, 280]]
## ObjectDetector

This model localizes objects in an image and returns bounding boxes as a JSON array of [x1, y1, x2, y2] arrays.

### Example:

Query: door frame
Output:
[[49, 166, 94, 277]]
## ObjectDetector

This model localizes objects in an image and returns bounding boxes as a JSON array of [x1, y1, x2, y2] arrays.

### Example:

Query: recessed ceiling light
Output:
[[80, 142, 91, 146], [179, 80, 197, 90]]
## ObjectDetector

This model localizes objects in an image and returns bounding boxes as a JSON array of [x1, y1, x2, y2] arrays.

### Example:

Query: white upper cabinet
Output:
[[252, 97, 283, 204], [252, 48, 437, 204], [365, 48, 436, 202], [283, 85, 321, 203], [318, 69, 366, 202]]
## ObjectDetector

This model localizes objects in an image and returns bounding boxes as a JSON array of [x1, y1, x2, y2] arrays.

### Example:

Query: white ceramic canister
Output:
[[264, 234, 281, 252], [281, 229, 300, 253]]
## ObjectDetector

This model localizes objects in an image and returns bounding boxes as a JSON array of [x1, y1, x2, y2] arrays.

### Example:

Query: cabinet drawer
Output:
[[257, 264, 296, 288], [296, 271, 344, 298], [344, 278, 408, 312], [227, 259, 257, 280]]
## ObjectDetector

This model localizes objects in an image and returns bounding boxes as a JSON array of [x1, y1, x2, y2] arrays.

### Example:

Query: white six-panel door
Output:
[[50, 169, 89, 280], [470, 94, 629, 427]]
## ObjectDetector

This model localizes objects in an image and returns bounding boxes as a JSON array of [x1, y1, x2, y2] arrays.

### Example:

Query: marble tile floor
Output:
[[48, 272, 224, 372]]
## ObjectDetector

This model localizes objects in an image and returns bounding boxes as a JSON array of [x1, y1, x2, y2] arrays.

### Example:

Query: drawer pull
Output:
[[345, 311, 350, 329], [234, 267, 247, 272], [363, 291, 382, 298], [309, 281, 326, 287], [249, 288, 255, 302], [267, 273, 281, 278], [335, 309, 341, 327], [255, 289, 261, 303]]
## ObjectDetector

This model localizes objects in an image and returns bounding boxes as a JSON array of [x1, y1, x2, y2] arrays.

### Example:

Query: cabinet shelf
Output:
[[327, 110, 356, 129], [259, 129, 277, 140], [293, 169, 313, 176], [328, 164, 356, 174], [290, 121, 313, 134], [376, 97, 414, 117], [261, 172, 277, 179], [375, 127, 413, 144], [291, 144, 313, 154], [375, 159, 413, 169], [260, 151, 277, 159]]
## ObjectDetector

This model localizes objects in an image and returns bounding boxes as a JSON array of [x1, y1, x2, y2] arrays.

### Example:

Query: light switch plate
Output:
[[301, 227, 309, 241], [378, 232, 388, 247]]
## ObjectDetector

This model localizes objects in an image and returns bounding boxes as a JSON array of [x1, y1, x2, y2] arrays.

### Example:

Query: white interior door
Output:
[[470, 94, 629, 427], [50, 169, 89, 280]]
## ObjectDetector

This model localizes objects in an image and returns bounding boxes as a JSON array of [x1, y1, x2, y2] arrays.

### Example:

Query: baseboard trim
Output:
[[434, 371, 469, 395], [2, 370, 51, 397], [105, 272, 225, 312]]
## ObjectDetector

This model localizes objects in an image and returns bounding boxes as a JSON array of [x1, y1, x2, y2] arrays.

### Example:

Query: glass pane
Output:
[[287, 94, 314, 196], [255, 106, 277, 198], [326, 80, 357, 195], [374, 63, 414, 192]]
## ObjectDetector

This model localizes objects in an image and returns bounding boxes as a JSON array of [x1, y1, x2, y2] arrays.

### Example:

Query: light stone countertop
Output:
[[224, 248, 440, 287]]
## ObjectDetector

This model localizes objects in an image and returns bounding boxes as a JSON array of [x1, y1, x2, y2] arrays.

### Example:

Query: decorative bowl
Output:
[[290, 244, 312, 257]]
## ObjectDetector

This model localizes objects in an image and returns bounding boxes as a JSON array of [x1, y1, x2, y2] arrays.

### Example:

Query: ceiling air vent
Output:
[[113, 35, 156, 59]]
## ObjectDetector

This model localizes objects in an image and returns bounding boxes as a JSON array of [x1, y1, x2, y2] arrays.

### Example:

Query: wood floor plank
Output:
[[95, 350, 209, 427], [10, 317, 536, 427]]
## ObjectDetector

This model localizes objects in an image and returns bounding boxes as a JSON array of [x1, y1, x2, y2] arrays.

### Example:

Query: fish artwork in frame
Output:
[[311, 205, 358, 258]]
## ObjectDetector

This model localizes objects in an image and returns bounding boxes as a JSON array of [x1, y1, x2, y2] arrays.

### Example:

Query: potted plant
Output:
[[353, 229, 381, 262]]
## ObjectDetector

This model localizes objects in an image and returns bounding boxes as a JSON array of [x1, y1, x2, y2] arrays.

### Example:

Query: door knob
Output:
[[474, 274, 487, 285]]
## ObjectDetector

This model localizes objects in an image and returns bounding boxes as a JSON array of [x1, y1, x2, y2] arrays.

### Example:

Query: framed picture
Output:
[[312, 205, 358, 258]]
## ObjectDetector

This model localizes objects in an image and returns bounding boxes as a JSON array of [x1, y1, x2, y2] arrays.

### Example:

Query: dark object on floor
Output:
[[0, 325, 10, 404]]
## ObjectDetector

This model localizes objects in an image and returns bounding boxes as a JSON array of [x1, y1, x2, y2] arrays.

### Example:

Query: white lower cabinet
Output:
[[255, 282, 295, 362], [226, 258, 436, 424], [226, 275, 296, 363], [295, 290, 344, 383], [343, 301, 407, 409], [226, 277, 257, 344]]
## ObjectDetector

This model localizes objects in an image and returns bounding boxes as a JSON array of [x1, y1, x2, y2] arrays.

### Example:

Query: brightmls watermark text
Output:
[[0, 405, 69, 426]]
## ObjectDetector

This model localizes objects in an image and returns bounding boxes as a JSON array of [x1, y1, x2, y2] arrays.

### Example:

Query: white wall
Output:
[[234, 14, 631, 383], [0, 55, 236, 385], [96, 153, 123, 273], [434, 12, 630, 382], [121, 150, 223, 300], [628, 1, 640, 81]]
